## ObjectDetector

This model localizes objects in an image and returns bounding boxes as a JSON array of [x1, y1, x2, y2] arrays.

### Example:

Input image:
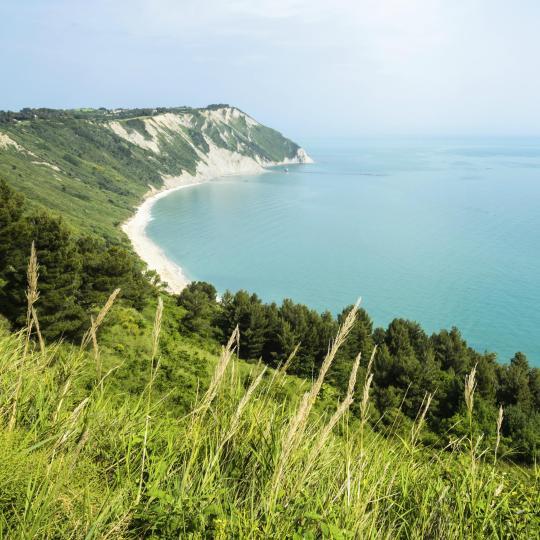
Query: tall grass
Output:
[[0, 264, 537, 537]]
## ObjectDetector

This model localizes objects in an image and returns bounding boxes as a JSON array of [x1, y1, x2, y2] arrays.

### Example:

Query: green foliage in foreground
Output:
[[178, 283, 540, 464], [0, 298, 538, 539], [0, 108, 538, 536]]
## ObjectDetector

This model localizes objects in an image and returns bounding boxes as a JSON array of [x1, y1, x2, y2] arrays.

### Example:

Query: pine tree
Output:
[[3, 212, 86, 339], [0, 179, 27, 280]]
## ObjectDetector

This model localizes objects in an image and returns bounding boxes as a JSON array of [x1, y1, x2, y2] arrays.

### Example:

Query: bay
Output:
[[147, 137, 540, 365]]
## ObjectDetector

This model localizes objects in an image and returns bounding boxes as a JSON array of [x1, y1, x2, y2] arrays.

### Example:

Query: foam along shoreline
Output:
[[122, 149, 312, 294]]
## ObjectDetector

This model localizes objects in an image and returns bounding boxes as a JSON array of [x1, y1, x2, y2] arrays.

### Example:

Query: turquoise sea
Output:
[[147, 137, 540, 366]]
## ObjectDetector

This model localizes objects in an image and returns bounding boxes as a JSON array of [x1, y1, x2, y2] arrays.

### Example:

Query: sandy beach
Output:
[[122, 156, 270, 294], [122, 142, 312, 294], [122, 182, 201, 293], [122, 154, 273, 293]]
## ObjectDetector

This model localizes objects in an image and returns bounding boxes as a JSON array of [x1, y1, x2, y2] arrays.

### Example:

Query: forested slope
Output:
[[0, 292, 537, 538]]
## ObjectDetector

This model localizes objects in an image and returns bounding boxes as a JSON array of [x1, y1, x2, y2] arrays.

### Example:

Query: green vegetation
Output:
[[0, 106, 539, 536], [0, 277, 537, 537], [0, 105, 302, 241], [0, 118, 158, 241], [176, 283, 540, 465], [0, 180, 153, 340]]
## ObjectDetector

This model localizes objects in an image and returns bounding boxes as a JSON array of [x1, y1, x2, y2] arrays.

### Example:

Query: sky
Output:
[[1, 0, 540, 138]]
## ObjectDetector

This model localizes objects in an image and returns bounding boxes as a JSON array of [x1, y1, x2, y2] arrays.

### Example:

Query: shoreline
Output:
[[123, 170, 268, 294], [122, 142, 313, 294], [122, 180, 204, 294]]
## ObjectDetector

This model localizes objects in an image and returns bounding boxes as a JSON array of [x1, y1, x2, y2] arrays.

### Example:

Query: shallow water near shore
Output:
[[147, 137, 540, 365]]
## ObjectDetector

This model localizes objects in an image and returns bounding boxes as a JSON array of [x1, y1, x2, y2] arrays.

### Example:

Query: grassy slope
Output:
[[0, 120, 158, 241], [0, 300, 537, 538]]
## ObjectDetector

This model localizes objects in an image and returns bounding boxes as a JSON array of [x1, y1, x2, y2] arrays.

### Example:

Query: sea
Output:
[[146, 137, 540, 366]]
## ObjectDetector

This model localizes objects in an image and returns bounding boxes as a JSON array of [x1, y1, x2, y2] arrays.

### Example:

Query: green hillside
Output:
[[0, 106, 539, 537], [0, 106, 307, 241]]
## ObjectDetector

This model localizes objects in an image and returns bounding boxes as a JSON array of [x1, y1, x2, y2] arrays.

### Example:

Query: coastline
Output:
[[122, 181, 201, 294], [122, 150, 312, 294]]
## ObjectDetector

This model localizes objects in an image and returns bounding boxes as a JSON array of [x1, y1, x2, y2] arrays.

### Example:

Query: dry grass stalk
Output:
[[145, 297, 164, 394], [279, 343, 301, 375], [464, 364, 478, 467], [346, 351, 362, 396], [271, 302, 360, 500], [93, 288, 121, 330], [411, 392, 433, 446], [25, 242, 39, 329], [365, 345, 377, 377], [359, 373, 374, 424], [282, 391, 310, 456], [8, 243, 41, 431], [31, 306, 45, 354], [96, 364, 123, 389], [306, 301, 359, 409], [53, 378, 72, 424], [287, 303, 359, 448], [358, 345, 377, 459], [359, 345, 377, 421], [54, 397, 90, 451], [89, 316, 101, 384], [309, 351, 362, 462], [227, 329, 241, 390], [269, 390, 310, 504], [81, 288, 121, 350], [464, 364, 477, 414], [198, 326, 240, 413], [494, 405, 504, 463], [25, 244, 44, 353], [231, 366, 267, 430], [151, 297, 164, 361], [137, 297, 165, 505], [219, 365, 268, 448], [23, 241, 40, 355], [417, 392, 433, 430]]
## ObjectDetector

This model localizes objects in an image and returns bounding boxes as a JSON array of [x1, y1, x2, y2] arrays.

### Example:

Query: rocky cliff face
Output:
[[107, 106, 312, 189]]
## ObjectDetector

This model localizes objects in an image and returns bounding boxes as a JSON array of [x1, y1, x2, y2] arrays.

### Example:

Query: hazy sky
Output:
[[2, 0, 540, 137]]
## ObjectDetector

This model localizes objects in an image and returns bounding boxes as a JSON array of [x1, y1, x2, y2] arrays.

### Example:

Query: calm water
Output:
[[147, 137, 540, 365]]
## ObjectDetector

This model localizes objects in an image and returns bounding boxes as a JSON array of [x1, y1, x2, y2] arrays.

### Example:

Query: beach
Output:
[[122, 183, 200, 293], [121, 143, 272, 293], [122, 153, 271, 293], [122, 141, 312, 294]]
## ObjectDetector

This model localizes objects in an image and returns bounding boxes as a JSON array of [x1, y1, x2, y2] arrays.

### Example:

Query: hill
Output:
[[0, 105, 311, 241]]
